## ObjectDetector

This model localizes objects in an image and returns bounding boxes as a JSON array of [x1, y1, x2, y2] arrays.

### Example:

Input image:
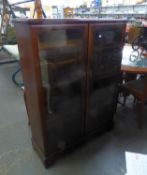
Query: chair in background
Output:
[[121, 77, 147, 129], [120, 72, 137, 104]]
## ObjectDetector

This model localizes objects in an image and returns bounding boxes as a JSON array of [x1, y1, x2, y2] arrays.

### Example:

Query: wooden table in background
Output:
[[121, 44, 147, 74]]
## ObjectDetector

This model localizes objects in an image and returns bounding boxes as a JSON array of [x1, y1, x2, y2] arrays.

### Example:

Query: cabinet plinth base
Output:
[[32, 120, 113, 168]]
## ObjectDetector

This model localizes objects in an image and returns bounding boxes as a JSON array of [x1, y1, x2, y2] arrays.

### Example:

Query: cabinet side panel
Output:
[[14, 23, 47, 155]]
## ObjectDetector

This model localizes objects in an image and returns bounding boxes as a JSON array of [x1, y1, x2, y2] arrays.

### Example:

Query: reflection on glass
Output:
[[88, 76, 116, 132], [92, 47, 121, 77], [38, 29, 85, 118], [93, 27, 122, 46], [92, 26, 122, 77]]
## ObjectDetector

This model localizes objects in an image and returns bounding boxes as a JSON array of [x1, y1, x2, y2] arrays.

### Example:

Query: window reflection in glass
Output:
[[38, 28, 85, 118]]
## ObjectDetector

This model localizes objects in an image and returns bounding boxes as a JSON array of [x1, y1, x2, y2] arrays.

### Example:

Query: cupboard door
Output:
[[89, 23, 125, 77], [86, 23, 125, 133], [32, 24, 88, 150]]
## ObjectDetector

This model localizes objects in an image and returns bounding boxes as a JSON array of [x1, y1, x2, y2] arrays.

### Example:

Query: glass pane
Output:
[[87, 76, 117, 132], [37, 28, 85, 120], [93, 26, 122, 47], [91, 25, 123, 77], [92, 47, 122, 77]]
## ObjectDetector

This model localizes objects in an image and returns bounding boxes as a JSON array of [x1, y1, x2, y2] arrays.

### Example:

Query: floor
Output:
[[0, 49, 16, 65], [0, 63, 147, 175]]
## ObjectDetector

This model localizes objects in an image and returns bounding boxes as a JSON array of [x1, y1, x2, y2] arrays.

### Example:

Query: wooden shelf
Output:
[[73, 4, 147, 19], [46, 58, 82, 68], [39, 40, 82, 50]]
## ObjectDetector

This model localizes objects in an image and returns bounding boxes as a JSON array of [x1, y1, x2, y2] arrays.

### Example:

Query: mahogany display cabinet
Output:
[[13, 19, 126, 168]]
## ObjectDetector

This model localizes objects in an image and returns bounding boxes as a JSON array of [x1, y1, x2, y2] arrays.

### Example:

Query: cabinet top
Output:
[[13, 18, 127, 25]]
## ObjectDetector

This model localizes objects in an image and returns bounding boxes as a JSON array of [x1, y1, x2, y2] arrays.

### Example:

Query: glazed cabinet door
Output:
[[31, 24, 88, 153], [86, 23, 125, 133]]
